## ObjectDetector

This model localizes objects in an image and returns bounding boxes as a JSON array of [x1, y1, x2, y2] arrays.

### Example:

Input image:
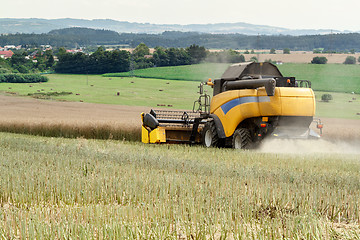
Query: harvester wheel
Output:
[[202, 120, 220, 148], [232, 128, 252, 149]]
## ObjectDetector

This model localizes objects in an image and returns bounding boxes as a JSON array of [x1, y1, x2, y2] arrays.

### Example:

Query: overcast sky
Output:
[[4, 0, 360, 31]]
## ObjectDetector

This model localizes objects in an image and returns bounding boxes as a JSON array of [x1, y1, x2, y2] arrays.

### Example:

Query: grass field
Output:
[[103, 63, 230, 81], [278, 63, 360, 94], [0, 132, 359, 239], [0, 74, 200, 109], [104, 63, 360, 94], [315, 91, 360, 119]]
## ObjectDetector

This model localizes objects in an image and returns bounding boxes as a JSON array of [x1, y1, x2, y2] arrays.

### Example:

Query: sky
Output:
[[4, 0, 360, 31]]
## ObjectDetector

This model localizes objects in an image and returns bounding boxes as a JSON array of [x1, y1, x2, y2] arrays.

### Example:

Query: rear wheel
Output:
[[202, 120, 220, 148], [232, 128, 252, 149]]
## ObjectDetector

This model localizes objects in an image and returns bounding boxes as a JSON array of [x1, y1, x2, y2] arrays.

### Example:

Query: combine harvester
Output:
[[141, 62, 323, 149]]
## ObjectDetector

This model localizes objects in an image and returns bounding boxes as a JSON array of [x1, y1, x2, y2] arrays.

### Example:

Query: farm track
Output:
[[0, 94, 359, 142]]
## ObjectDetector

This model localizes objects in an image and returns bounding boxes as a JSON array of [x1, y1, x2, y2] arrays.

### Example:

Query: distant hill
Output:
[[0, 18, 354, 35]]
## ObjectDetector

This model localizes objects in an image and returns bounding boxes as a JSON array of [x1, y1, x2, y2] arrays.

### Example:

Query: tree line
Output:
[[55, 44, 216, 74], [0, 43, 247, 75], [1, 27, 360, 51]]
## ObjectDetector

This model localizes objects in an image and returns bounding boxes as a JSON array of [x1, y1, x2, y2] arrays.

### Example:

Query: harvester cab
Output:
[[141, 62, 322, 149]]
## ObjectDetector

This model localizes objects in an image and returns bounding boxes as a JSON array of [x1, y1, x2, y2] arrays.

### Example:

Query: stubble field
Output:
[[0, 132, 359, 239]]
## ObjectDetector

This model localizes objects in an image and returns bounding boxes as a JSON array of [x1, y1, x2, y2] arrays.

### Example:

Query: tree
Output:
[[311, 56, 328, 64], [57, 47, 67, 57], [250, 56, 258, 62], [132, 43, 150, 58], [153, 47, 169, 67], [358, 56, 360, 63], [313, 48, 324, 53], [270, 48, 276, 54], [344, 56, 356, 64], [321, 94, 333, 102], [46, 54, 55, 68], [186, 44, 206, 64], [283, 48, 290, 54], [10, 52, 33, 73], [264, 59, 276, 64], [205, 50, 245, 63], [108, 50, 130, 72]]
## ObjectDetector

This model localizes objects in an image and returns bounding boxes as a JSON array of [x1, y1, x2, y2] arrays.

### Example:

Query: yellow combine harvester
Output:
[[141, 62, 323, 149]]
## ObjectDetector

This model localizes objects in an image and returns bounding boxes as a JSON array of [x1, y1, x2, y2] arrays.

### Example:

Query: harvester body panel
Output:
[[210, 87, 316, 137]]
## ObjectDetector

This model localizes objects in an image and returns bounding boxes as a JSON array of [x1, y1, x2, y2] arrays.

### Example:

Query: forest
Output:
[[1, 28, 360, 51]]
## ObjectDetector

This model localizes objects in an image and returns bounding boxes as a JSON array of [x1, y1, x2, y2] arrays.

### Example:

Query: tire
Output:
[[202, 120, 220, 148], [232, 128, 252, 149]]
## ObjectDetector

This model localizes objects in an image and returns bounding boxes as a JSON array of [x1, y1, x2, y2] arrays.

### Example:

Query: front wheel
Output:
[[232, 128, 252, 149], [202, 120, 221, 148]]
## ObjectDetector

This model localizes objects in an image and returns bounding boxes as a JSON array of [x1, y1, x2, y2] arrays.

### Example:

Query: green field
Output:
[[103, 63, 230, 81], [315, 91, 360, 119], [278, 63, 360, 94], [0, 132, 359, 239], [0, 74, 200, 109], [104, 63, 360, 94]]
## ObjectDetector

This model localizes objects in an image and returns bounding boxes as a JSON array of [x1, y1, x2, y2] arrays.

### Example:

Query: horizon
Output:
[[0, 17, 357, 33], [2, 0, 359, 32]]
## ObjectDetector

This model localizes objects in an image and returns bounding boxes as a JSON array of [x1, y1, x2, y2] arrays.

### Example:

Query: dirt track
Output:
[[1, 94, 359, 141]]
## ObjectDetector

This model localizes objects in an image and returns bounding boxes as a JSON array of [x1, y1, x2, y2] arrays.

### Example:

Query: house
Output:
[[66, 49, 83, 54], [0, 50, 14, 59], [4, 45, 16, 49]]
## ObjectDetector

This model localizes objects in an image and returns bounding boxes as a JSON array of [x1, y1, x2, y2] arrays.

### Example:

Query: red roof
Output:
[[0, 50, 13, 58]]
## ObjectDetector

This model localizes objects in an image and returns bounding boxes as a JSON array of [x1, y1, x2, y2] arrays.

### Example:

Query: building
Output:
[[0, 50, 14, 59]]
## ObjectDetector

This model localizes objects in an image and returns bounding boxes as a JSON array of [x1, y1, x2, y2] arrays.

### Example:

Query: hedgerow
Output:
[[0, 74, 49, 83]]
